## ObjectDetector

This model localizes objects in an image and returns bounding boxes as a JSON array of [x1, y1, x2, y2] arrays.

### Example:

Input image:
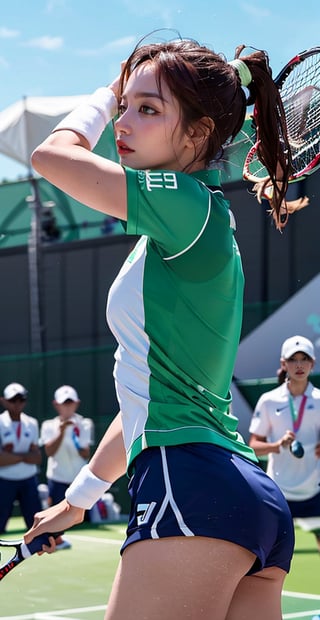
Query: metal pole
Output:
[[27, 176, 44, 353]]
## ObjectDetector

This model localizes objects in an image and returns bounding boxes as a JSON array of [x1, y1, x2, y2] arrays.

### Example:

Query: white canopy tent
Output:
[[0, 94, 91, 354], [0, 95, 89, 170]]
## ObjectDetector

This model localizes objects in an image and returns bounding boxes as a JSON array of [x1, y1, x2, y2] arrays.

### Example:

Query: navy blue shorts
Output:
[[288, 490, 320, 519], [121, 444, 294, 574]]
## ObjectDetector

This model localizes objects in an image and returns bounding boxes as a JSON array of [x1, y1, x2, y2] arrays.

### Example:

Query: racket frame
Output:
[[242, 47, 320, 185]]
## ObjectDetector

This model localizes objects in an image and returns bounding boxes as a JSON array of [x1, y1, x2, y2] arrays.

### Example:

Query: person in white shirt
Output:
[[0, 382, 42, 533], [249, 335, 320, 551], [40, 385, 94, 549]]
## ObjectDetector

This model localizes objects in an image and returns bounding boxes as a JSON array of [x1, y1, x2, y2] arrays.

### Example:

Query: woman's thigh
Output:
[[226, 566, 286, 620], [105, 536, 256, 620]]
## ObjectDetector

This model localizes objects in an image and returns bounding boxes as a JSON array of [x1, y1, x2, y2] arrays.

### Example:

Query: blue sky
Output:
[[0, 0, 319, 180]]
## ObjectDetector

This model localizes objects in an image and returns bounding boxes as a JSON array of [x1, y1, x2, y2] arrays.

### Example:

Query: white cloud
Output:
[[120, 0, 176, 21], [0, 56, 9, 68], [77, 36, 136, 57], [109, 36, 137, 49], [23, 36, 63, 51], [241, 3, 271, 18], [0, 27, 20, 38], [45, 0, 67, 12]]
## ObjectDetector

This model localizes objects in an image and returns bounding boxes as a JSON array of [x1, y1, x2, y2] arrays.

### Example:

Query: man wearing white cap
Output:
[[40, 385, 94, 549], [0, 383, 42, 533], [249, 336, 320, 551]]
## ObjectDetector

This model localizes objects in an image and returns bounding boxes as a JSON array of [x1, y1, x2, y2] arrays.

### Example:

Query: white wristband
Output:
[[53, 87, 118, 150], [65, 464, 112, 509]]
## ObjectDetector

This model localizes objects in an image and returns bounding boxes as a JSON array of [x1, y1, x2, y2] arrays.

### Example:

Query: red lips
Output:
[[116, 139, 134, 155]]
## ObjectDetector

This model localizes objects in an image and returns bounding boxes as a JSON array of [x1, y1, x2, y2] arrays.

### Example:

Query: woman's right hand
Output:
[[279, 430, 295, 449], [109, 61, 127, 100], [24, 499, 85, 549]]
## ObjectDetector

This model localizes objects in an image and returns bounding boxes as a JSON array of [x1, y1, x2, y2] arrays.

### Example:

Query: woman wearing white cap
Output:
[[249, 336, 320, 551]]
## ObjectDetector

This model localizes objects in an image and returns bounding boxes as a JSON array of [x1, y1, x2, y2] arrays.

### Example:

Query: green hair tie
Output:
[[229, 59, 252, 87]]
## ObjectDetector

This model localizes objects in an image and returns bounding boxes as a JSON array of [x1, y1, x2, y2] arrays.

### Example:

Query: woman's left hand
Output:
[[24, 499, 85, 549]]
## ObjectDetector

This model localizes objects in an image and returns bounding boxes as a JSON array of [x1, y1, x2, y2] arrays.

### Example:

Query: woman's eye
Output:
[[118, 104, 126, 116], [140, 105, 156, 115]]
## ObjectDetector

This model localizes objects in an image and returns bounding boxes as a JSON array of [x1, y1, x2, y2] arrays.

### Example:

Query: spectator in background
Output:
[[100, 214, 119, 235], [0, 382, 42, 533], [41, 208, 61, 243], [40, 385, 94, 550], [249, 336, 320, 551]]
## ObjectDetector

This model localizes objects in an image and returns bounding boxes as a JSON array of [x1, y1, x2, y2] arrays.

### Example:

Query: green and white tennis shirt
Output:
[[107, 167, 257, 469]]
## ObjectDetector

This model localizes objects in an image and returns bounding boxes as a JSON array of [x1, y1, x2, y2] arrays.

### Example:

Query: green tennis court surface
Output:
[[0, 518, 319, 619]]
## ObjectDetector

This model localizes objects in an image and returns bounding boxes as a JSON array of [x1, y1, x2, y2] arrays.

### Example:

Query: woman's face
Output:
[[114, 61, 203, 172], [282, 352, 314, 382]]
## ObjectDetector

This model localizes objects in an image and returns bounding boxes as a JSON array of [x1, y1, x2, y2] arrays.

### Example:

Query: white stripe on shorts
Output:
[[150, 446, 195, 539]]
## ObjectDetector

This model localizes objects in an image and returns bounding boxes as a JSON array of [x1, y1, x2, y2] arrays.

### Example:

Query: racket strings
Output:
[[282, 54, 320, 175]]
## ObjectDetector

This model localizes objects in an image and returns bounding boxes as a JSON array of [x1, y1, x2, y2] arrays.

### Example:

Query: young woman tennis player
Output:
[[25, 36, 294, 619]]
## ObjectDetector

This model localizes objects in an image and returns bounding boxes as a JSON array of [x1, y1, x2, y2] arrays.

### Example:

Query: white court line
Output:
[[3, 596, 320, 620], [282, 591, 320, 619], [283, 612, 320, 619], [33, 616, 75, 620], [0, 605, 107, 620], [0, 536, 118, 620], [68, 534, 122, 546], [283, 590, 320, 600]]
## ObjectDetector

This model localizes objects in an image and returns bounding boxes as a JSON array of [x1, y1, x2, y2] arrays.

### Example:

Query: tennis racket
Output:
[[243, 47, 320, 186], [0, 533, 57, 582]]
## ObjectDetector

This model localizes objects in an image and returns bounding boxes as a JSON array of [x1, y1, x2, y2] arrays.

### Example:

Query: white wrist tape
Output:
[[53, 87, 118, 150], [20, 542, 32, 559], [65, 464, 112, 509]]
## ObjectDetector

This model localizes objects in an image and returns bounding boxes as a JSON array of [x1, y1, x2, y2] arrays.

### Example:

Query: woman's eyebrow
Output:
[[121, 91, 168, 103]]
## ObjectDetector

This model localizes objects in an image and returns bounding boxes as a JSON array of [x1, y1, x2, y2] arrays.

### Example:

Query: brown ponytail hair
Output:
[[234, 45, 293, 227]]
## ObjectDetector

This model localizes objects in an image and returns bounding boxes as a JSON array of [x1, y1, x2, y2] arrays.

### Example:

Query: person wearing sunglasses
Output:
[[0, 382, 42, 533]]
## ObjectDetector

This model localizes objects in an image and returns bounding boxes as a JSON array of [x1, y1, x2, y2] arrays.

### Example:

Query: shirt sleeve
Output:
[[124, 168, 236, 282], [125, 168, 214, 257], [249, 396, 270, 436], [32, 419, 40, 444], [40, 420, 56, 446]]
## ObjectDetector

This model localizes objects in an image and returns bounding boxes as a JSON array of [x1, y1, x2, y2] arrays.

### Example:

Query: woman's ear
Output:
[[186, 117, 215, 164], [201, 116, 215, 138], [189, 116, 215, 145]]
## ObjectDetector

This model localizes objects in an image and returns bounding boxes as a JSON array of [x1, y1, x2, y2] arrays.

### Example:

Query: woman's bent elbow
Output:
[[31, 147, 46, 174]]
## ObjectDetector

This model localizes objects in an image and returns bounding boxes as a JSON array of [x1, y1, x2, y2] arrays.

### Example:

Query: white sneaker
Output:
[[56, 539, 72, 551]]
